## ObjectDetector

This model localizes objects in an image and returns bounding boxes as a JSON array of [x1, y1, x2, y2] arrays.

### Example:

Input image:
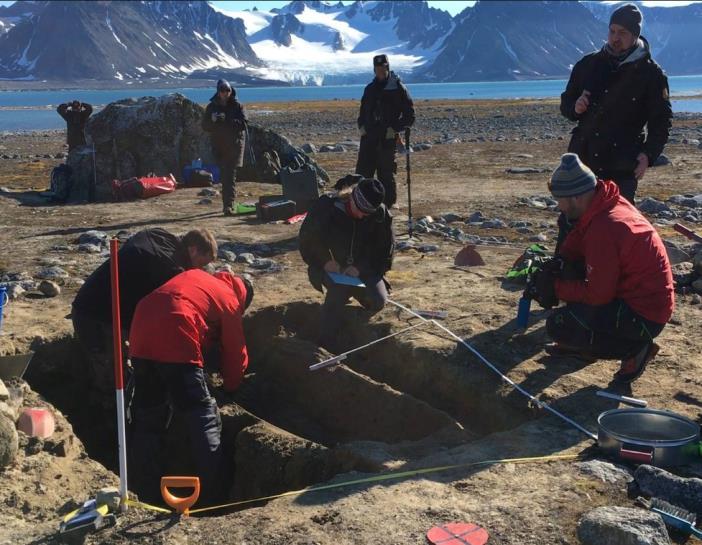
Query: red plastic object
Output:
[[427, 523, 489, 545], [17, 408, 55, 438], [139, 174, 176, 198]]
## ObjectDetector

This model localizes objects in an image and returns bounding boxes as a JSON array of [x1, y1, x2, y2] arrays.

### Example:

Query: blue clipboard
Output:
[[326, 272, 366, 288]]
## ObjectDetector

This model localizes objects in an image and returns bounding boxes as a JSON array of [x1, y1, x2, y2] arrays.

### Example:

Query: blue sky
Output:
[[0, 0, 699, 13]]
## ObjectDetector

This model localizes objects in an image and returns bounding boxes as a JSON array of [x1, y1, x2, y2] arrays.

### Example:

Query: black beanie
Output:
[[352, 178, 385, 213], [373, 54, 389, 68], [610, 3, 642, 38]]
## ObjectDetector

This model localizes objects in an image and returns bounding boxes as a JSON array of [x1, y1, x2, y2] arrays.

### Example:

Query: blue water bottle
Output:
[[0, 286, 7, 334], [516, 295, 531, 329]]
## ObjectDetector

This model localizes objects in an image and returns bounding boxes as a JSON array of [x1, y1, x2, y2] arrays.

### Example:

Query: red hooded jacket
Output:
[[129, 269, 248, 392], [555, 181, 674, 325]]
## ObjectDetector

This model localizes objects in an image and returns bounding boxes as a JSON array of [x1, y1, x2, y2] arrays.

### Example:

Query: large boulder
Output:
[[577, 506, 670, 545], [0, 412, 18, 468], [67, 93, 328, 202]]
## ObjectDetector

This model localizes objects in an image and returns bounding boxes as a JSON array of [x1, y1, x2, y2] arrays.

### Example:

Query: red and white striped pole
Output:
[[110, 239, 129, 512]]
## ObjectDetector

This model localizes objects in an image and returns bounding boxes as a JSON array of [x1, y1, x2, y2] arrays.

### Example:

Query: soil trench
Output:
[[23, 301, 536, 508]]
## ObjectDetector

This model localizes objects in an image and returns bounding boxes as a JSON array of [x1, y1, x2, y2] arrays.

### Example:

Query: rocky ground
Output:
[[0, 99, 701, 545]]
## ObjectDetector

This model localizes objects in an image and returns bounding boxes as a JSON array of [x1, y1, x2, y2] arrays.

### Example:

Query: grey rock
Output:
[[66, 94, 329, 202], [197, 188, 219, 197], [337, 141, 360, 151], [38, 280, 61, 297], [319, 144, 345, 153], [3, 283, 25, 299], [683, 138, 700, 145], [35, 266, 69, 280], [663, 240, 691, 265], [672, 262, 695, 287], [197, 198, 213, 205], [215, 264, 233, 274], [76, 230, 108, 247], [509, 221, 531, 228], [691, 294, 702, 304], [0, 379, 7, 402], [0, 413, 18, 469], [694, 251, 702, 275], [248, 258, 283, 273], [77, 243, 102, 254], [236, 253, 256, 264], [412, 143, 433, 152], [668, 194, 702, 208], [529, 234, 549, 243], [638, 197, 670, 215], [578, 506, 669, 545], [441, 213, 462, 224], [481, 218, 506, 229], [634, 465, 702, 520], [218, 250, 237, 262], [300, 143, 317, 154], [514, 153, 534, 158], [517, 227, 534, 235], [417, 244, 439, 253], [396, 241, 415, 251], [465, 211, 484, 224], [576, 460, 633, 484], [692, 278, 702, 295]]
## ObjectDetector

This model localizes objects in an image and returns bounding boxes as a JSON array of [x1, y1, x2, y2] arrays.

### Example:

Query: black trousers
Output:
[[72, 309, 130, 410], [129, 359, 223, 504], [355, 136, 397, 207], [318, 275, 388, 348], [218, 159, 237, 212], [546, 299, 665, 360]]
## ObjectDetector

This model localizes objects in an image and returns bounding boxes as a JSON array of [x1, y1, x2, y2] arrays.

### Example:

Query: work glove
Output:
[[211, 113, 220, 123], [561, 259, 586, 281], [531, 269, 559, 309], [359, 126, 366, 137], [385, 127, 396, 140]]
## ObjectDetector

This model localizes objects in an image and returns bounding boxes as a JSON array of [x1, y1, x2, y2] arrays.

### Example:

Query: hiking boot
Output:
[[223, 206, 235, 217], [544, 342, 597, 362], [614, 342, 660, 384]]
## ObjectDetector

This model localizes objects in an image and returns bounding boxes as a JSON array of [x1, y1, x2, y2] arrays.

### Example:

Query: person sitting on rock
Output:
[[202, 79, 247, 216], [531, 153, 674, 383], [128, 269, 253, 503], [57, 100, 93, 151], [299, 175, 394, 352], [71, 228, 217, 408]]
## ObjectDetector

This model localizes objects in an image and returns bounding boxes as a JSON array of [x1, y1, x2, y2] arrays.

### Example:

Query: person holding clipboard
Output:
[[299, 176, 395, 352]]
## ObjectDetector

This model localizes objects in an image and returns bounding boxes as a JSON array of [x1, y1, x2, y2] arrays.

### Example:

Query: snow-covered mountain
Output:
[[212, 0, 453, 85], [0, 0, 263, 82]]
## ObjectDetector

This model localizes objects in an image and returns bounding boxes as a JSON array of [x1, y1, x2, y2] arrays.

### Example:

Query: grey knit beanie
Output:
[[549, 154, 597, 198], [610, 4, 643, 38]]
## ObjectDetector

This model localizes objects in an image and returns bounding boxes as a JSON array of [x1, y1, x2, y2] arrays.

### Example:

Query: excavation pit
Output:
[[23, 301, 539, 509]]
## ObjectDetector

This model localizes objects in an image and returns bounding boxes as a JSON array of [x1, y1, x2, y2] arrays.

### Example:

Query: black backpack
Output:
[[50, 164, 73, 202]]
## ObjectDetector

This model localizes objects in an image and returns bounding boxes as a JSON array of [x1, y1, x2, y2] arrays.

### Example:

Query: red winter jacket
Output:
[[555, 180, 674, 325], [129, 269, 248, 392]]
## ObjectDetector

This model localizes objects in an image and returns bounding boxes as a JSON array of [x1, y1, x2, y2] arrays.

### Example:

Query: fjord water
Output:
[[1, 75, 701, 131]]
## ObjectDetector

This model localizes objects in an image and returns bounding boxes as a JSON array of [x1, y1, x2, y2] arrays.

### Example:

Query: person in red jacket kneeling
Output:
[[531, 153, 674, 383], [128, 269, 253, 503]]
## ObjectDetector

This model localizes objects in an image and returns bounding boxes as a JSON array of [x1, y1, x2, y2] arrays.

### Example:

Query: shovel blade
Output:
[[454, 245, 485, 267]]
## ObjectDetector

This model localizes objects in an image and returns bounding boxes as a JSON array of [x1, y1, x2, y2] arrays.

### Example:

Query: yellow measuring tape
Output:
[[126, 453, 581, 516]]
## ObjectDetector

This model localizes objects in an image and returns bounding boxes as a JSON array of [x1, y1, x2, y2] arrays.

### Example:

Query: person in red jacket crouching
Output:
[[531, 153, 674, 383], [127, 269, 254, 503]]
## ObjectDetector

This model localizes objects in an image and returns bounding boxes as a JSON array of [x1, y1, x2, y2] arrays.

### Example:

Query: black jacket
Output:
[[57, 103, 93, 150], [202, 94, 247, 166], [357, 71, 415, 139], [72, 228, 190, 329], [560, 38, 672, 179], [299, 195, 394, 288]]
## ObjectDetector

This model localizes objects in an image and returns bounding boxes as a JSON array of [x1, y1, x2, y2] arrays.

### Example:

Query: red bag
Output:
[[112, 174, 176, 201]]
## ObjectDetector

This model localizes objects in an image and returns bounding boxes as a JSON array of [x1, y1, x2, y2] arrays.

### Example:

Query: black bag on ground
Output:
[[256, 195, 297, 222], [49, 164, 73, 202], [280, 155, 320, 213], [187, 169, 214, 188]]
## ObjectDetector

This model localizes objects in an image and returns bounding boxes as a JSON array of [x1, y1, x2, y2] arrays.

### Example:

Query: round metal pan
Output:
[[598, 408, 701, 467]]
